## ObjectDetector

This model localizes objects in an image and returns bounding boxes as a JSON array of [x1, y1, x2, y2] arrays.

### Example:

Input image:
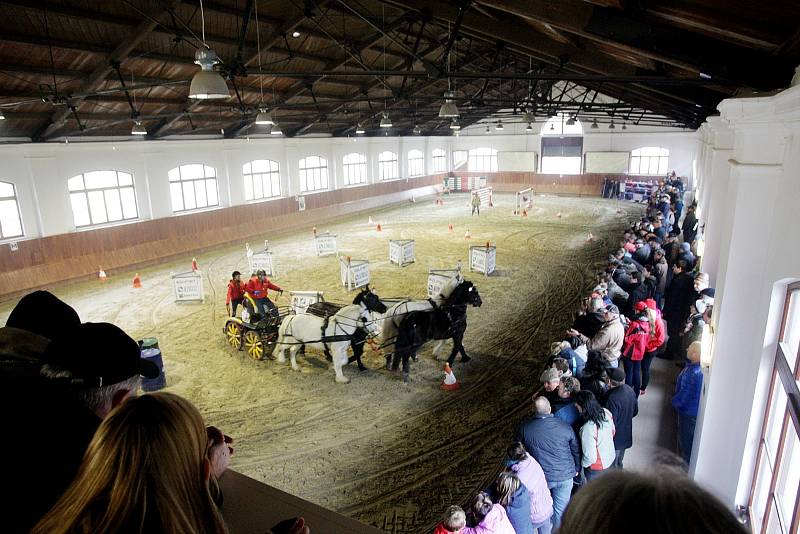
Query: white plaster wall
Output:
[[0, 126, 696, 242]]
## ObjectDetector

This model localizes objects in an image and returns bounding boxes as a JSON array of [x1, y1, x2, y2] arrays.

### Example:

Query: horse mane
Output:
[[446, 280, 473, 304]]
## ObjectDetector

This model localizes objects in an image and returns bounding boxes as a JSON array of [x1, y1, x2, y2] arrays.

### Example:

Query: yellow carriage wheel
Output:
[[244, 330, 264, 361], [225, 322, 242, 349]]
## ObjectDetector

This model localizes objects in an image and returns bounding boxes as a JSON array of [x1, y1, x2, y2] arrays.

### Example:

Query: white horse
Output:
[[272, 287, 386, 383], [377, 273, 462, 354]]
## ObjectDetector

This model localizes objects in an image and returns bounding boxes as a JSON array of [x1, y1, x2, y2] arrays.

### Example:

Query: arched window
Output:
[[453, 150, 468, 171], [541, 114, 583, 174], [299, 155, 329, 192], [243, 160, 281, 201], [407, 150, 424, 176], [68, 170, 138, 227], [0, 181, 23, 239], [168, 164, 218, 213], [342, 153, 367, 185], [468, 147, 498, 172], [630, 147, 669, 175], [432, 148, 447, 173], [378, 151, 399, 180]]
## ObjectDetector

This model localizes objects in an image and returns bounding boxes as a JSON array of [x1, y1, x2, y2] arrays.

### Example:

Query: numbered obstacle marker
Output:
[[172, 271, 205, 302], [469, 245, 497, 276], [248, 244, 274, 276], [427, 267, 462, 299], [315, 232, 337, 257], [340, 257, 371, 291], [290, 291, 324, 314], [389, 239, 415, 268]]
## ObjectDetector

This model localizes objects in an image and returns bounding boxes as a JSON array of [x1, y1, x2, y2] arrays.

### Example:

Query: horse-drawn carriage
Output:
[[223, 293, 294, 360]]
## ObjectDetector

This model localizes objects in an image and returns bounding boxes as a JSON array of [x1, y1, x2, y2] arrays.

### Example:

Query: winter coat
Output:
[[488, 486, 533, 534], [672, 362, 703, 417], [516, 414, 580, 483], [579, 408, 616, 470], [682, 213, 698, 243], [554, 403, 580, 428], [664, 272, 695, 325], [471, 194, 482, 207], [463, 504, 516, 534], [622, 318, 651, 362], [588, 319, 625, 365], [244, 276, 281, 300], [226, 279, 246, 304], [632, 244, 651, 265], [646, 314, 666, 353], [602, 384, 638, 450], [572, 311, 605, 339], [624, 282, 651, 318], [653, 258, 669, 295], [509, 453, 553, 525], [434, 524, 460, 534]]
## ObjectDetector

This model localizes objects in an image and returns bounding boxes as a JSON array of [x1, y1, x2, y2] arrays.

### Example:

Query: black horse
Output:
[[390, 280, 482, 382], [304, 285, 386, 371]]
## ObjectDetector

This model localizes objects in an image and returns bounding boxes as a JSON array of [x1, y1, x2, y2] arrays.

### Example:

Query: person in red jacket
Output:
[[226, 271, 246, 317], [621, 301, 651, 396], [640, 298, 666, 395], [245, 269, 282, 320]]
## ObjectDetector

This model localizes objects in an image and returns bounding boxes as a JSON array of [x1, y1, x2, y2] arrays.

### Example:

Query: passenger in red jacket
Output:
[[226, 271, 246, 317], [621, 301, 651, 396], [640, 298, 666, 395], [245, 269, 282, 320]]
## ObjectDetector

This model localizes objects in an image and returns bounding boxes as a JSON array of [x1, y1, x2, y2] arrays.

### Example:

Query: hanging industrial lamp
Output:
[[591, 119, 599, 129], [189, 47, 230, 100], [356, 123, 365, 134], [566, 116, 576, 126], [131, 120, 147, 135], [255, 108, 274, 125], [413, 124, 422, 135], [380, 112, 392, 128], [0, 109, 5, 120], [609, 120, 616, 129], [495, 120, 504, 131], [622, 122, 627, 130], [525, 123, 533, 133], [438, 90, 460, 118], [449, 119, 460, 130], [485, 124, 490, 134], [270, 123, 282, 135]]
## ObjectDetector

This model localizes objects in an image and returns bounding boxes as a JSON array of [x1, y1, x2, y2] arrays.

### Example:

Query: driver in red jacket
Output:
[[245, 270, 282, 320]]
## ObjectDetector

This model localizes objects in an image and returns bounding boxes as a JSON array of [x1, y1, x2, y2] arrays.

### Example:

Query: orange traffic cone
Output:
[[464, 228, 471, 239], [132, 273, 141, 288], [486, 241, 491, 249], [587, 232, 595, 242], [448, 223, 453, 233], [441, 363, 460, 390], [522, 209, 528, 217], [376, 223, 382, 232], [191, 257, 198, 271], [312, 226, 318, 236], [98, 266, 107, 282], [368, 216, 374, 225]]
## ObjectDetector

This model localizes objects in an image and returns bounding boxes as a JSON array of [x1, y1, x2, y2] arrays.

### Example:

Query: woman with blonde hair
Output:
[[32, 392, 229, 534], [489, 472, 534, 534]]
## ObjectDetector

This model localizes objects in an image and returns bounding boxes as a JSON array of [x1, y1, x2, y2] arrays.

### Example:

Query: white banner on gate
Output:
[[389, 239, 415, 267], [315, 233, 337, 256], [469, 246, 496, 276], [290, 291, 324, 314], [340, 258, 370, 291], [172, 271, 205, 302], [248, 251, 273, 276], [427, 267, 461, 299]]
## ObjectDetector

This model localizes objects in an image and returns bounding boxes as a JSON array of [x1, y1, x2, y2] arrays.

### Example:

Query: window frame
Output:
[[452, 150, 468, 171], [68, 170, 139, 228], [243, 160, 281, 202], [629, 147, 670, 176], [168, 164, 219, 214], [378, 151, 399, 181], [432, 148, 447, 173], [468, 147, 498, 172], [298, 155, 329, 192], [0, 180, 24, 239], [749, 282, 800, 534], [342, 152, 368, 186], [407, 149, 425, 177]]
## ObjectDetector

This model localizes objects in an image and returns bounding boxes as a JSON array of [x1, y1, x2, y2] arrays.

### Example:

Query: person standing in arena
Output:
[[226, 271, 245, 317], [471, 191, 482, 215], [245, 269, 283, 320]]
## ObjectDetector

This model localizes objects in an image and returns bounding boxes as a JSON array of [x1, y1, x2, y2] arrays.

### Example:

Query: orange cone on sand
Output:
[[98, 266, 107, 282], [312, 226, 318, 236], [191, 257, 199, 271], [522, 209, 528, 217], [587, 232, 595, 242], [448, 223, 453, 233], [368, 216, 374, 226], [464, 228, 471, 239], [441, 363, 460, 390], [132, 273, 142, 288], [376, 223, 382, 232]]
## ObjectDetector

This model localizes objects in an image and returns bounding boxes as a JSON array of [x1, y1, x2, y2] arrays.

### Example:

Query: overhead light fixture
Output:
[[380, 112, 392, 128], [549, 123, 555, 131], [609, 120, 616, 129], [270, 123, 282, 135], [291, 31, 301, 38], [355, 123, 365, 134], [622, 123, 627, 130], [566, 116, 576, 126], [438, 90, 460, 118], [485, 125, 490, 134], [0, 109, 5, 120], [413, 124, 422, 135], [525, 123, 533, 133], [591, 119, 598, 129], [255, 108, 274, 125], [699, 72, 712, 79], [189, 48, 230, 100], [449, 119, 460, 130], [495, 120, 503, 131], [131, 120, 147, 135]]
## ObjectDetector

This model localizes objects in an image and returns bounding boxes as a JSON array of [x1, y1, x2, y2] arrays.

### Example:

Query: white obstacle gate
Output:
[[473, 186, 493, 208], [314, 232, 337, 257], [172, 271, 205, 302], [469, 245, 497, 276], [427, 267, 461, 299], [248, 240, 274, 275], [290, 291, 324, 314], [515, 187, 534, 215], [389, 239, 415, 267], [340, 257, 371, 291]]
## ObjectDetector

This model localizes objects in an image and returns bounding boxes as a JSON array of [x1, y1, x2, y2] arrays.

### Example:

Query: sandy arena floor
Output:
[[1, 193, 638, 533]]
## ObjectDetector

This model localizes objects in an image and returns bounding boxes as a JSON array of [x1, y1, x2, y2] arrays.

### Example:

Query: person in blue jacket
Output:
[[672, 341, 703, 465]]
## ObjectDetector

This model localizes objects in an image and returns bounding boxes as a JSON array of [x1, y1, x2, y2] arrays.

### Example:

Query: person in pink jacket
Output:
[[507, 442, 554, 534], [463, 492, 516, 534]]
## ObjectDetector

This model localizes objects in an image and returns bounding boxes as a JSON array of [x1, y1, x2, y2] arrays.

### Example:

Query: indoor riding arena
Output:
[[2, 1, 799, 534]]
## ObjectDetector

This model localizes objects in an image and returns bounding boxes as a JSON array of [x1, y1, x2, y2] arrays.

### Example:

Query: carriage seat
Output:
[[305, 301, 344, 319]]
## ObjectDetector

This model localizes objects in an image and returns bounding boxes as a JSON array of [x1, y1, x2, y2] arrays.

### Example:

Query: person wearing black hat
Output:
[[601, 367, 639, 469], [5, 322, 158, 533]]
